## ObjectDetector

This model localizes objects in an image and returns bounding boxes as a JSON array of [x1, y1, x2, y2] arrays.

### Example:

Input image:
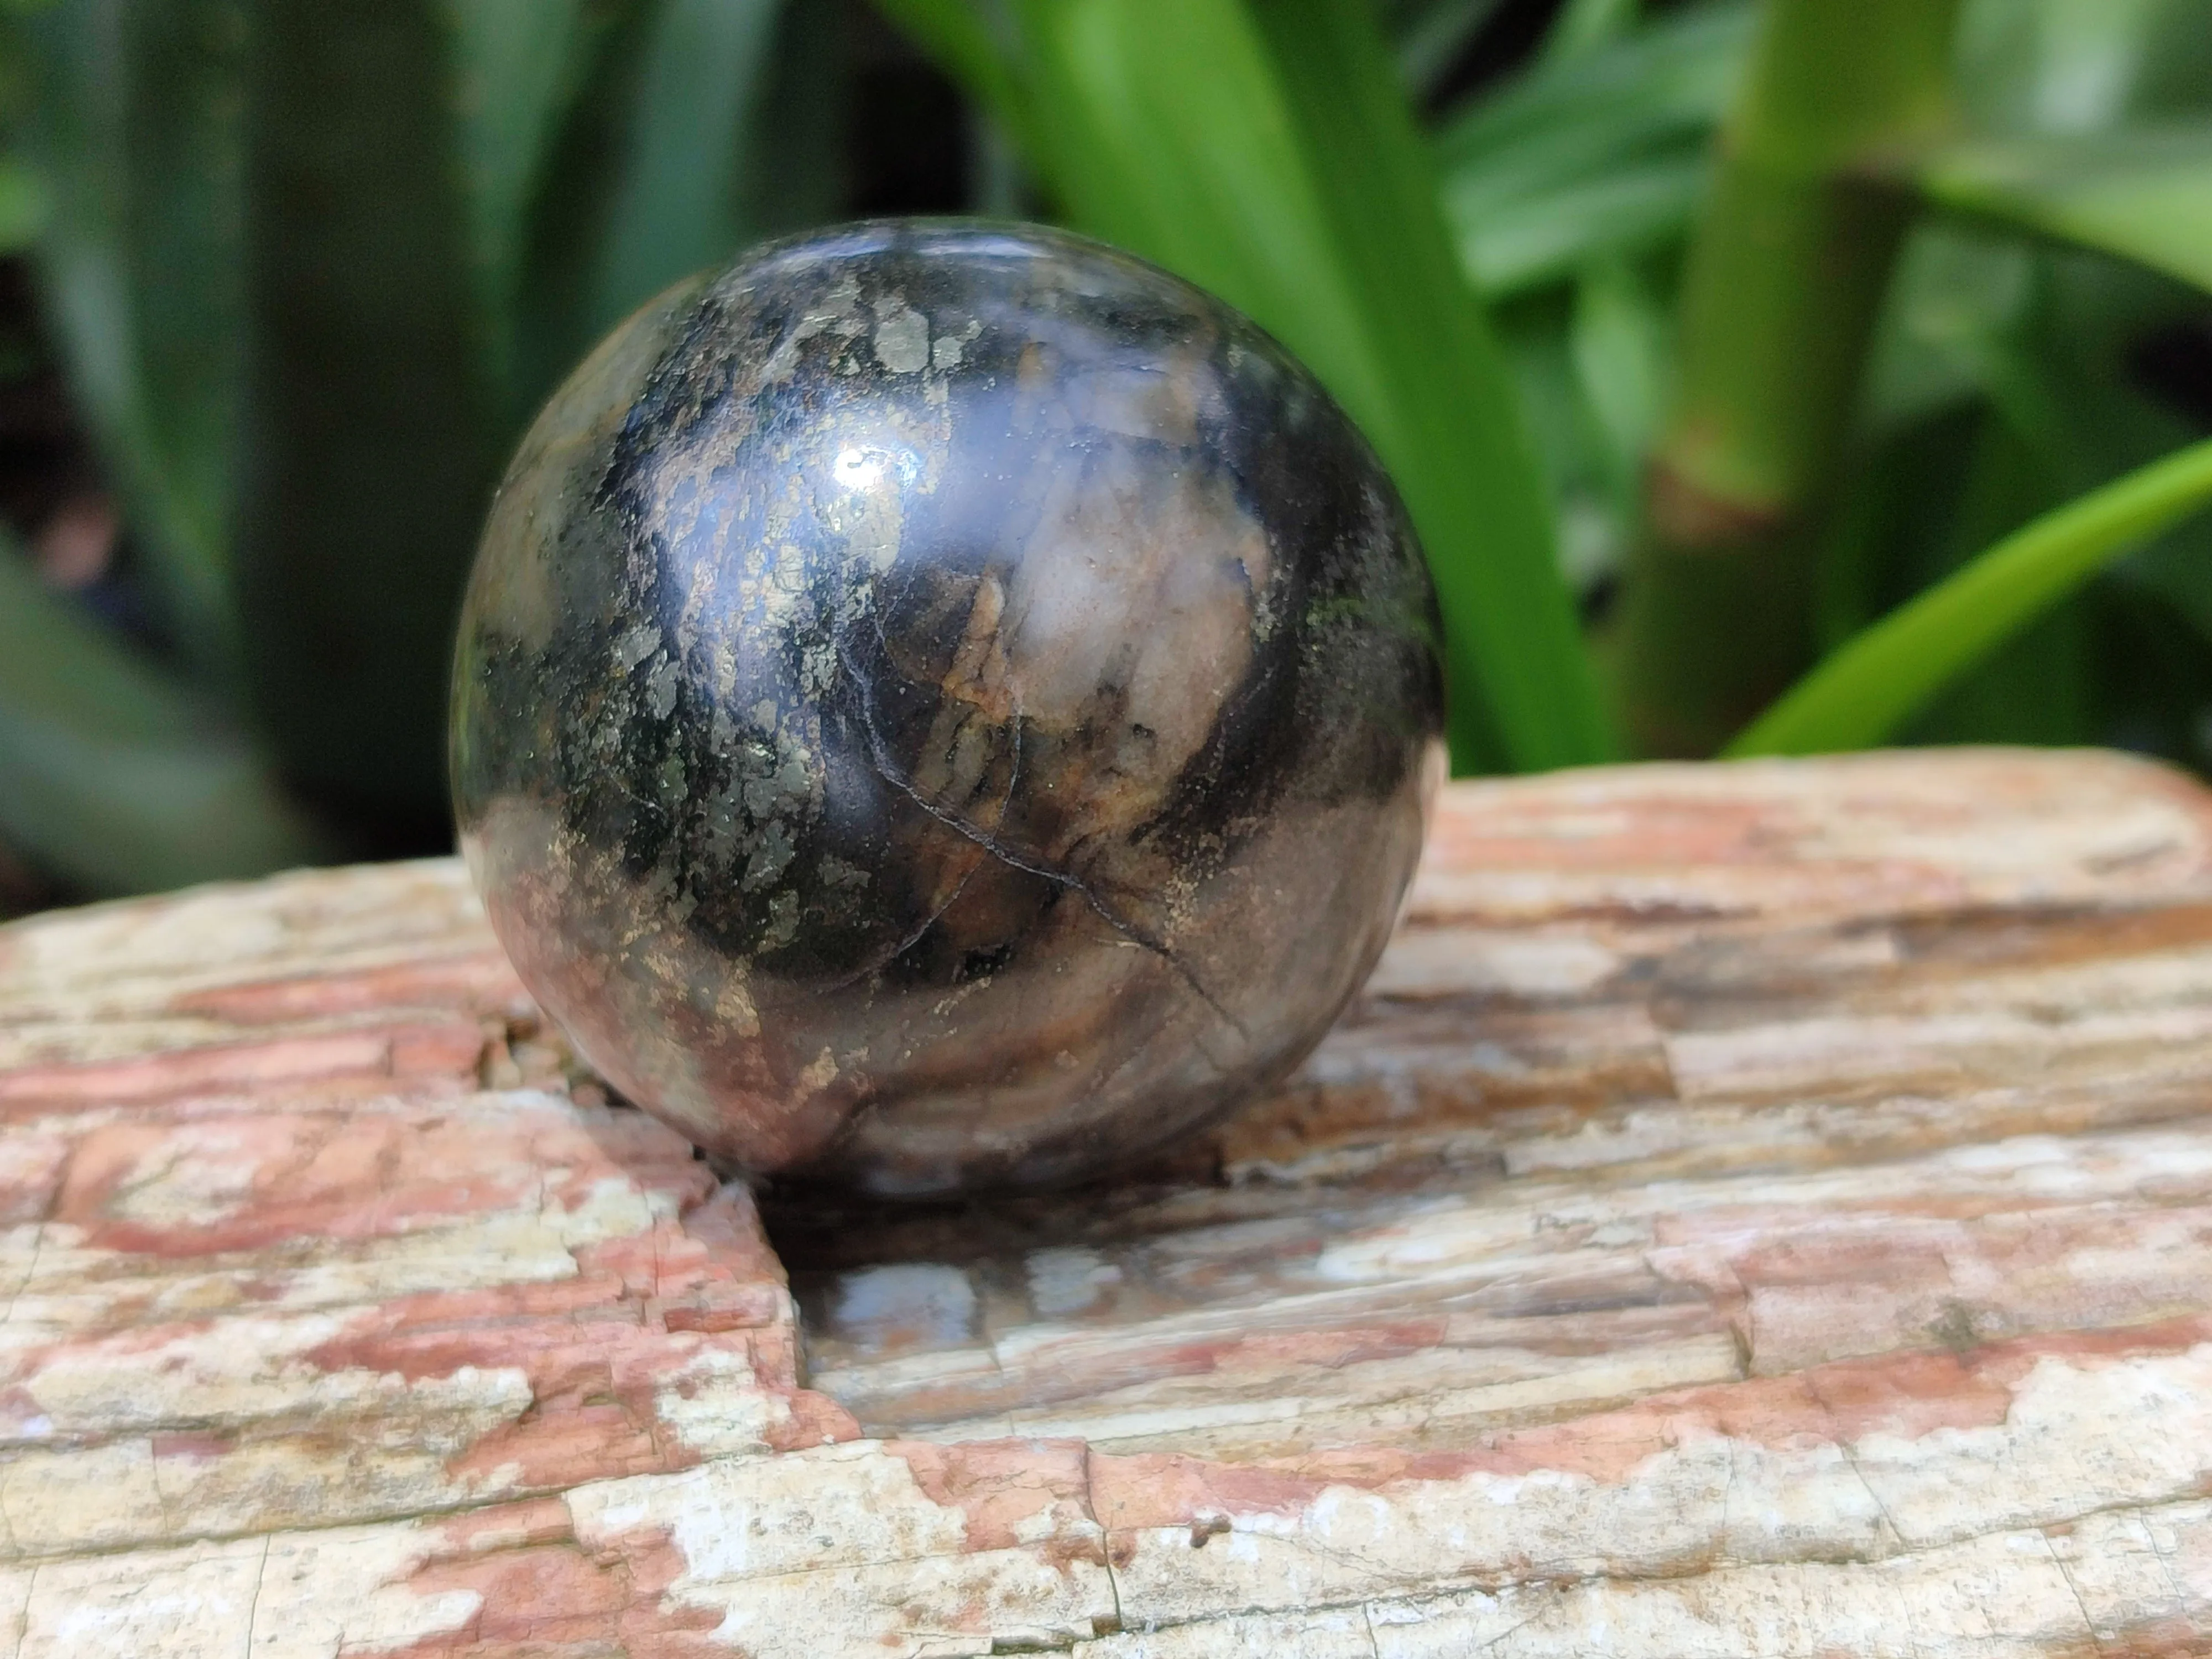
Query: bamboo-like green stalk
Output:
[[1610, 0, 1963, 757]]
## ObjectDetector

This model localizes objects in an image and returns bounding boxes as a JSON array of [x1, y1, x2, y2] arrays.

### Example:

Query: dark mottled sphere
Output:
[[451, 221, 1444, 1196]]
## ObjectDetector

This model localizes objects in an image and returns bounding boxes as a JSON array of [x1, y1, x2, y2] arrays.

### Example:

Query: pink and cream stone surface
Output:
[[1, 748, 2210, 1655]]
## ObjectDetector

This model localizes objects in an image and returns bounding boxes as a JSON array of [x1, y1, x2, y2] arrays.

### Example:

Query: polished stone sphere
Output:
[[451, 221, 1444, 1196]]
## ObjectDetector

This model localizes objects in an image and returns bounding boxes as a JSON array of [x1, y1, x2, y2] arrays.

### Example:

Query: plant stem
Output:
[[1611, 0, 1963, 756]]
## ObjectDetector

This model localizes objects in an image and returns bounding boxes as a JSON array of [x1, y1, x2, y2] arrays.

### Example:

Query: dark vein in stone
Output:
[[810, 641, 1030, 997], [837, 637, 1246, 1036]]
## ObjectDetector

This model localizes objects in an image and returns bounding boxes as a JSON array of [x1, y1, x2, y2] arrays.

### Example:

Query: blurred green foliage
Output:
[[2, 0, 844, 895], [0, 0, 2210, 902]]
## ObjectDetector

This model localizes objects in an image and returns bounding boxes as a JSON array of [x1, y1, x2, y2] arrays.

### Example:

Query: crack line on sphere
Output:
[[808, 640, 1030, 996], [836, 634, 1248, 1037]]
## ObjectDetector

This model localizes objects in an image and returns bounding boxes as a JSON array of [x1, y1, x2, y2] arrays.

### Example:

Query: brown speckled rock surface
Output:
[[451, 221, 1443, 1197], [3, 748, 2212, 1655]]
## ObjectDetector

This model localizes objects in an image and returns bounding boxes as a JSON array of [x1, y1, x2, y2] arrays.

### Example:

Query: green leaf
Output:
[[1254, 0, 1615, 768], [1542, 0, 1637, 65], [1569, 255, 1666, 502], [1858, 221, 2037, 435], [0, 545, 336, 895], [1953, 0, 2210, 139], [25, 0, 245, 679], [1435, 0, 1748, 166], [1434, 1, 1749, 296], [1496, 298, 1631, 598], [587, 0, 782, 338], [0, 155, 45, 250], [1921, 125, 2212, 295], [443, 0, 596, 399], [1729, 433, 2212, 756], [234, 0, 503, 822], [1392, 0, 1506, 102], [1004, 0, 1362, 380], [1455, 151, 1709, 295], [988, 0, 1610, 770]]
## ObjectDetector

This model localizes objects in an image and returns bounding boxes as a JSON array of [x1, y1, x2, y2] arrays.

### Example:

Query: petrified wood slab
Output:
[[2, 748, 2210, 1657]]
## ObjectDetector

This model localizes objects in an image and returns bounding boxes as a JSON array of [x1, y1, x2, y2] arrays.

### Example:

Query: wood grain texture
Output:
[[1, 747, 2209, 1656]]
